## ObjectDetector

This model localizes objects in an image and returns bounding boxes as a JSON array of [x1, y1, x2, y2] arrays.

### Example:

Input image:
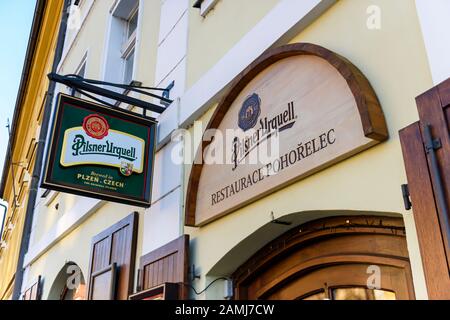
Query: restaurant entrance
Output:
[[232, 216, 415, 300]]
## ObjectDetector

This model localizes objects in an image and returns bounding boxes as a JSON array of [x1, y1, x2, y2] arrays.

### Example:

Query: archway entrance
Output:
[[232, 216, 415, 300], [48, 262, 86, 300]]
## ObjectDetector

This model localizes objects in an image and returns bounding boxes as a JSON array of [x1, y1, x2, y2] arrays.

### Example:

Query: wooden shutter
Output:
[[138, 235, 189, 299], [87, 212, 138, 300], [88, 263, 117, 300], [399, 77, 450, 299], [22, 276, 42, 300]]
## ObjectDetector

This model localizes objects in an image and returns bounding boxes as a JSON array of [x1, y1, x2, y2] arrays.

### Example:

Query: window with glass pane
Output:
[[124, 49, 135, 85], [73, 61, 86, 98], [300, 291, 327, 300], [127, 10, 138, 39], [332, 287, 396, 300]]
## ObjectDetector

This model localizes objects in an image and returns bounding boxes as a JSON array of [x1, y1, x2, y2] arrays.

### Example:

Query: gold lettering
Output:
[[103, 179, 124, 188]]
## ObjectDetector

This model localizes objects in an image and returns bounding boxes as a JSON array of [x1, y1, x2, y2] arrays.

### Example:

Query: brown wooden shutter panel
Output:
[[138, 235, 189, 299], [399, 77, 450, 299], [416, 82, 450, 267], [87, 212, 138, 300], [400, 123, 450, 299], [22, 276, 42, 300]]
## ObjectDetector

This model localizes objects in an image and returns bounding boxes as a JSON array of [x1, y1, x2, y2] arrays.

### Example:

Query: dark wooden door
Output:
[[233, 216, 415, 300], [268, 264, 410, 300], [87, 212, 138, 300], [400, 77, 450, 299]]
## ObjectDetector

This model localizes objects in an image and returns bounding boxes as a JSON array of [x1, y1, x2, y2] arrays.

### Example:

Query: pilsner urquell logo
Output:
[[238, 93, 261, 132], [232, 93, 297, 170], [61, 114, 144, 176], [83, 114, 110, 139]]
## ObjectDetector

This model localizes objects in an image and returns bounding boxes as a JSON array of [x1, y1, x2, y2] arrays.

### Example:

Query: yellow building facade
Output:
[[184, 0, 434, 300], [0, 0, 65, 300], [5, 0, 449, 300]]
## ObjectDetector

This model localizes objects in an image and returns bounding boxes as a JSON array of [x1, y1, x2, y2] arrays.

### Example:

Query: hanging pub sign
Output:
[[185, 43, 388, 226], [42, 93, 156, 207]]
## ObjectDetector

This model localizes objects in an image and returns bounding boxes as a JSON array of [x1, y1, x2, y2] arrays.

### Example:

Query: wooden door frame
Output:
[[232, 215, 415, 300]]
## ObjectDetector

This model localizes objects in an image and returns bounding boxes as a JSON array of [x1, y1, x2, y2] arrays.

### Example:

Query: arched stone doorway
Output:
[[232, 215, 415, 300], [48, 262, 86, 300]]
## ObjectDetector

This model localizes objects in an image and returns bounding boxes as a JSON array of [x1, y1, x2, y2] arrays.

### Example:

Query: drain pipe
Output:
[[12, 0, 71, 300]]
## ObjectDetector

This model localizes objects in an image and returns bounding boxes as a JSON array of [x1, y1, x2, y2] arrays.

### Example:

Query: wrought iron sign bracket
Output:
[[48, 73, 173, 117]]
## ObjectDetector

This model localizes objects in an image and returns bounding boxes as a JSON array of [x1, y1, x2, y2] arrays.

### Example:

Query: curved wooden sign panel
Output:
[[186, 43, 387, 227]]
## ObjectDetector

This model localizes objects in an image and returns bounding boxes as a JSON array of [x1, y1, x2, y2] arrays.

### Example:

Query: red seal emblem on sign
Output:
[[82, 114, 109, 139]]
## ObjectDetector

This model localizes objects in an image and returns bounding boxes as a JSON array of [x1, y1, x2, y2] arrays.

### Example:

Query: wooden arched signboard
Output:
[[186, 43, 388, 227]]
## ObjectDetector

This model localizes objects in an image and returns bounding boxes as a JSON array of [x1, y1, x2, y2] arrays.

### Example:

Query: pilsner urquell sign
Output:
[[42, 94, 156, 207], [185, 44, 388, 226]]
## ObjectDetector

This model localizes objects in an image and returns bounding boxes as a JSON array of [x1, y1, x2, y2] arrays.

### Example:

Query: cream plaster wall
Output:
[[24, 202, 143, 299], [185, 0, 433, 300], [186, 0, 280, 89], [133, 0, 160, 92], [25, 0, 162, 297], [30, 0, 117, 246], [58, 0, 113, 79], [23, 0, 436, 301]]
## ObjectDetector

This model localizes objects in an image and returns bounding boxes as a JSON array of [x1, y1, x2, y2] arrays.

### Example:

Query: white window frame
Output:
[[121, 6, 138, 84], [126, 6, 138, 41], [72, 52, 88, 97], [122, 45, 135, 85], [197, 0, 220, 17], [102, 0, 141, 87], [75, 53, 88, 77], [72, 0, 86, 8]]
